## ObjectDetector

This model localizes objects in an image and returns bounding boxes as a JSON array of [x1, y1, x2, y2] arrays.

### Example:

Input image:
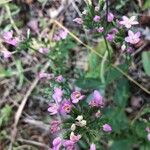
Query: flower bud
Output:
[[80, 120, 87, 127], [71, 124, 76, 131], [76, 115, 83, 121]]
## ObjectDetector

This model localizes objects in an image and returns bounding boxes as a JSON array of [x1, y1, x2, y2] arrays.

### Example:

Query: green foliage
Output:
[[142, 51, 150, 76], [0, 104, 12, 127], [110, 139, 132, 150], [143, 0, 150, 10], [105, 64, 128, 85], [86, 39, 112, 79], [114, 77, 130, 107], [104, 107, 128, 132], [75, 78, 102, 89]]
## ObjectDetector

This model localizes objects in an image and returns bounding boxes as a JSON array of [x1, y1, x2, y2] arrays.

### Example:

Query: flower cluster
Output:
[[73, 5, 141, 54], [47, 74, 112, 149]]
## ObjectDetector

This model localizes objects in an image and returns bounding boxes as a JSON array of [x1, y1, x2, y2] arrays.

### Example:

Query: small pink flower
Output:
[[38, 48, 49, 54], [73, 18, 83, 24], [53, 34, 61, 41], [106, 33, 115, 42], [93, 15, 101, 22], [3, 31, 13, 40], [56, 75, 64, 83], [119, 16, 138, 28], [52, 87, 63, 103], [127, 47, 133, 53], [125, 30, 141, 44], [103, 124, 112, 132], [107, 12, 114, 22], [89, 90, 103, 107], [90, 143, 96, 150], [6, 38, 19, 46], [63, 140, 75, 150], [147, 133, 150, 141], [48, 103, 59, 115], [70, 132, 81, 143], [110, 28, 118, 34], [2, 50, 12, 59], [59, 30, 68, 39], [71, 91, 84, 103], [60, 100, 72, 114], [52, 137, 62, 150], [50, 120, 60, 134], [97, 27, 104, 33], [2, 31, 19, 46]]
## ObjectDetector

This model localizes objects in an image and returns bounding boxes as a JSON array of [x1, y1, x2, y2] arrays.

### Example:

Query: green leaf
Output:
[[0, 104, 12, 127], [75, 78, 102, 89], [86, 39, 112, 79], [105, 64, 128, 85], [104, 107, 128, 132], [142, 51, 150, 76], [134, 121, 147, 139], [143, 0, 150, 10], [114, 78, 130, 107], [110, 139, 132, 150], [0, 68, 13, 78], [15, 60, 24, 88]]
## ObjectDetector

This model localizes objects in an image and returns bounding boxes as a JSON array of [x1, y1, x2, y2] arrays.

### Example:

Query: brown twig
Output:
[[17, 138, 49, 149]]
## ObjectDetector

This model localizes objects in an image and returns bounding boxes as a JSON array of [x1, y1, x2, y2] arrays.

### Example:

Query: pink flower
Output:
[[147, 133, 150, 141], [63, 140, 75, 150], [90, 143, 96, 150], [97, 27, 104, 33], [110, 28, 118, 34], [2, 50, 12, 59], [93, 15, 101, 22], [59, 30, 68, 39], [89, 90, 103, 107], [70, 132, 81, 143], [119, 16, 138, 28], [52, 137, 62, 150], [60, 100, 72, 114], [106, 33, 115, 42], [48, 103, 59, 115], [52, 88, 63, 103], [38, 48, 49, 54], [125, 30, 141, 44], [127, 47, 133, 53], [53, 34, 61, 41], [2, 31, 19, 46], [3, 31, 13, 40], [56, 75, 64, 83], [50, 120, 60, 134], [103, 124, 112, 132], [71, 91, 84, 103], [107, 12, 114, 22], [73, 18, 83, 24]]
